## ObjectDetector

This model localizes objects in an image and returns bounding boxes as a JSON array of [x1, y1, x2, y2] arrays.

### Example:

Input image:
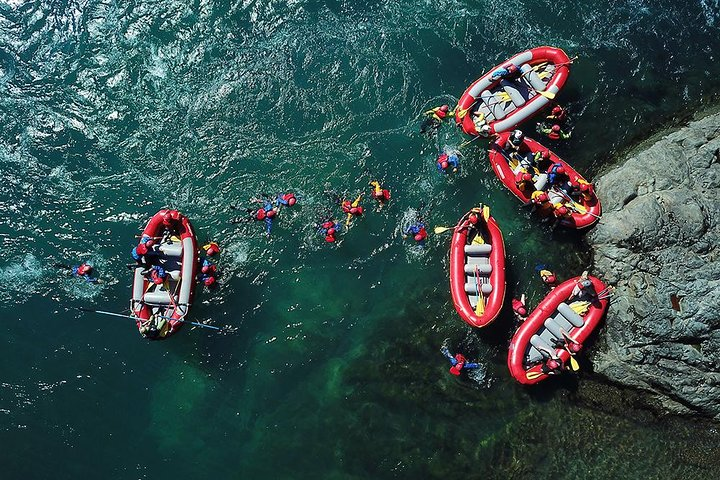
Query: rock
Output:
[[588, 112, 720, 420]]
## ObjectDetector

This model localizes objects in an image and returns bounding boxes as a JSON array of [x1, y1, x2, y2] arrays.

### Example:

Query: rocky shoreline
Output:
[[587, 112, 720, 419]]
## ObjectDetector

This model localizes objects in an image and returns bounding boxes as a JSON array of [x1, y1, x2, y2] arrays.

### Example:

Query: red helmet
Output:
[[507, 64, 518, 74], [551, 124, 561, 133], [544, 274, 557, 284], [569, 343, 582, 353], [201, 265, 210, 274], [162, 213, 172, 226], [325, 235, 335, 243], [468, 213, 479, 224], [288, 197, 297, 206], [556, 206, 569, 216], [441, 161, 449, 169], [547, 359, 560, 370], [579, 183, 590, 192], [440, 104, 449, 112], [414, 233, 424, 242], [327, 228, 336, 236], [552, 106, 563, 115], [517, 307, 527, 316], [266, 209, 276, 218], [256, 209, 266, 220], [145, 239, 154, 248], [136, 243, 148, 255], [536, 193, 549, 203], [206, 243, 220, 256], [522, 173, 532, 182], [555, 166, 565, 175], [204, 276, 216, 286], [542, 150, 551, 160]]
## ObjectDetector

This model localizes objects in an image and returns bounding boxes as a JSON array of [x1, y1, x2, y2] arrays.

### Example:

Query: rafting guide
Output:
[[441, 345, 481, 376]]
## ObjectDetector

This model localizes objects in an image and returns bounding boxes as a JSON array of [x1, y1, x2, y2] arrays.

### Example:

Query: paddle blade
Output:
[[433, 226, 452, 234], [475, 294, 485, 316], [538, 90, 556, 99], [569, 355, 580, 372], [526, 371, 544, 380]]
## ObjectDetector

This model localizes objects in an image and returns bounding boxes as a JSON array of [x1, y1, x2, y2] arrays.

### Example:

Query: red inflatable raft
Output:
[[130, 209, 199, 339], [449, 205, 506, 328], [455, 46, 571, 137], [488, 132, 601, 229], [507, 276, 609, 385]]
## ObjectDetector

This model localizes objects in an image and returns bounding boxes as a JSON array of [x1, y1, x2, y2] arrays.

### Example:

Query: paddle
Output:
[[76, 307, 222, 331], [474, 266, 485, 316], [526, 371, 544, 380], [433, 226, 454, 234], [555, 188, 602, 219]]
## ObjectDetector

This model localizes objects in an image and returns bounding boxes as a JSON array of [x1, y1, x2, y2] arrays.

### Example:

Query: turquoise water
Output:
[[2, 0, 720, 478]]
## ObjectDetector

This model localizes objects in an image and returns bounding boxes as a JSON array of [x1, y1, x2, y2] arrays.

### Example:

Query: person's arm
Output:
[[464, 362, 480, 369], [441, 346, 456, 363], [561, 130, 572, 139]]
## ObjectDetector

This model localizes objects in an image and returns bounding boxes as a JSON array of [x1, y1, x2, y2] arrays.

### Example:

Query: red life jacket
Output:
[[255, 209, 266, 220], [77, 264, 92, 276], [414, 227, 427, 242], [341, 201, 352, 214], [547, 131, 560, 140], [321, 221, 334, 229], [435, 109, 447, 119], [150, 270, 165, 285]]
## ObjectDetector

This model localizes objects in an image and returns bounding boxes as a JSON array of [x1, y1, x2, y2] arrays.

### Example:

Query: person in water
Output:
[[536, 123, 572, 141], [437, 152, 459, 174], [545, 105, 567, 124], [318, 219, 342, 243], [441, 346, 480, 376], [369, 181, 391, 207], [57, 262, 100, 283], [242, 195, 277, 237], [202, 241, 221, 257], [276, 192, 298, 208], [197, 259, 218, 287], [512, 294, 528, 322], [403, 222, 428, 247], [421, 104, 454, 134], [537, 265, 557, 288]]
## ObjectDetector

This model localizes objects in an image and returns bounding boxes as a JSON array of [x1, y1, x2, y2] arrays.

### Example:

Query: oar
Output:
[[526, 371, 544, 380], [76, 307, 222, 331], [459, 134, 486, 148], [556, 189, 602, 219], [433, 226, 454, 234]]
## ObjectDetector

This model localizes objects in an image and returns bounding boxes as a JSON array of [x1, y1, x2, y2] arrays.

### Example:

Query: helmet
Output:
[[468, 213, 479, 225], [266, 209, 276, 218], [551, 124, 561, 133], [511, 130, 524, 145], [542, 150, 551, 160], [569, 343, 582, 353], [162, 212, 172, 225], [480, 125, 491, 135], [288, 197, 297, 206], [325, 235, 335, 243], [554, 165, 565, 175], [580, 279, 593, 289], [517, 307, 527, 316], [414, 233, 424, 242], [441, 161, 449, 169], [506, 64, 518, 74], [327, 228, 336, 236], [136, 243, 148, 255], [544, 274, 557, 284], [350, 207, 359, 215], [201, 265, 210, 274], [455, 353, 466, 363], [552, 106, 563, 115], [256, 209, 266, 220], [440, 104, 449, 112], [556, 206, 569, 216], [204, 276, 216, 286], [522, 173, 532, 182], [547, 359, 560, 370], [145, 239, 154, 248], [579, 183, 590, 192], [536, 193, 549, 203]]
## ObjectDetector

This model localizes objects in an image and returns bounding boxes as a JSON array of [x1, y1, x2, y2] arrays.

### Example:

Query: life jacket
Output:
[[281, 193, 297, 206], [255, 208, 266, 220], [511, 298, 525, 314], [77, 264, 92, 276], [203, 242, 220, 256], [321, 221, 334, 230], [449, 353, 466, 375], [203, 275, 216, 287], [435, 108, 447, 120], [547, 130, 561, 140], [266, 208, 276, 218], [414, 227, 427, 242], [341, 201, 352, 214], [325, 234, 335, 243], [150, 266, 167, 285]]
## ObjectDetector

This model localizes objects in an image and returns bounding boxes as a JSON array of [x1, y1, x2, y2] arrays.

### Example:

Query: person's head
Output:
[[547, 358, 560, 370], [511, 129, 524, 145], [568, 342, 582, 353], [554, 165, 565, 175], [522, 172, 532, 182], [256, 209, 266, 220], [441, 160, 449, 169], [552, 106, 563, 116], [542, 150, 551, 160], [327, 228, 336, 236], [580, 279, 593, 289], [480, 125, 491, 136], [145, 239, 154, 248], [551, 124, 561, 133], [203, 276, 216, 287], [542, 272, 557, 284], [414, 233, 424, 242], [536, 192, 549, 203], [454, 353, 466, 364], [579, 182, 590, 192], [506, 64, 518, 75], [350, 207, 359, 215], [516, 306, 527, 316], [468, 213, 479, 225], [288, 196, 297, 206], [201, 265, 210, 274], [440, 104, 449, 112], [325, 235, 335, 243], [556, 206, 569, 216], [162, 212, 172, 227], [137, 243, 148, 255], [266, 209, 276, 218]]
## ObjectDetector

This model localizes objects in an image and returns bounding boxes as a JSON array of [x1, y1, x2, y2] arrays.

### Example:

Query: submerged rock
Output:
[[588, 112, 720, 419]]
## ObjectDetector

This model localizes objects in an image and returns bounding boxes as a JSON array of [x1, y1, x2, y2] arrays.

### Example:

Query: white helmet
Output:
[[511, 129, 524, 145]]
